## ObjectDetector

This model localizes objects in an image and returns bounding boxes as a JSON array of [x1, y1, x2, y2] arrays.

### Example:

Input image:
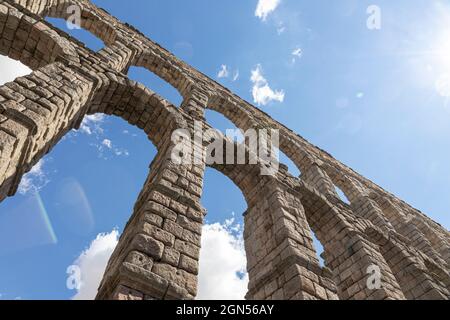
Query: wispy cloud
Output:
[[255, 0, 281, 21], [277, 23, 286, 35], [218, 65, 240, 82], [90, 139, 129, 159], [18, 160, 51, 195], [102, 139, 112, 149], [232, 70, 240, 82], [69, 114, 129, 159], [250, 64, 285, 106], [217, 65, 230, 79], [291, 47, 303, 63]]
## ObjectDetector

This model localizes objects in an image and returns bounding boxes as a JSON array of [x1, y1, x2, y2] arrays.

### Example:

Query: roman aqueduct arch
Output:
[[0, 0, 449, 300]]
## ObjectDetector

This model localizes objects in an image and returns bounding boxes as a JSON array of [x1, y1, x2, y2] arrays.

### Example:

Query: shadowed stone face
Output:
[[0, 0, 449, 300]]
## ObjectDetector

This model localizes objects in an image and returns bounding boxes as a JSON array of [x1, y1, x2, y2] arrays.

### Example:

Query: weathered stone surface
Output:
[[179, 254, 199, 275], [130, 234, 164, 260], [0, 0, 448, 302]]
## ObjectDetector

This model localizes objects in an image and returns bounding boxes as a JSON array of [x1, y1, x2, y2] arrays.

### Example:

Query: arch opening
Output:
[[207, 97, 255, 134], [127, 66, 183, 107], [334, 185, 351, 205], [279, 150, 302, 177], [0, 2, 77, 70], [0, 113, 157, 299], [310, 229, 325, 267], [205, 109, 244, 143], [41, 2, 117, 47], [45, 17, 105, 52], [197, 167, 248, 300]]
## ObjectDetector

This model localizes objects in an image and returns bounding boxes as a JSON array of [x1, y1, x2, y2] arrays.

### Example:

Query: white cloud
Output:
[[217, 65, 230, 79], [250, 64, 285, 106], [218, 65, 240, 82], [79, 114, 105, 136], [197, 217, 248, 300], [71, 230, 119, 300], [232, 70, 240, 82], [71, 114, 129, 158], [92, 138, 129, 159], [291, 47, 303, 63], [18, 159, 50, 195], [0, 55, 31, 86], [255, 0, 281, 21], [102, 139, 112, 149]]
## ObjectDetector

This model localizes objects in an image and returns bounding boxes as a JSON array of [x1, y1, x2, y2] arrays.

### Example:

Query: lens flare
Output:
[[35, 192, 58, 244], [0, 192, 57, 256]]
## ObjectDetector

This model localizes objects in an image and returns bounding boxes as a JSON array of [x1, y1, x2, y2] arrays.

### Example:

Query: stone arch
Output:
[[88, 75, 184, 150], [206, 151, 338, 299], [211, 96, 318, 178], [127, 66, 184, 107], [207, 94, 308, 182], [0, 61, 101, 201], [127, 49, 213, 118], [208, 95, 255, 133], [35, 0, 136, 71], [320, 162, 395, 231], [132, 50, 194, 101], [0, 1, 79, 70], [29, 0, 117, 46], [2, 0, 448, 301]]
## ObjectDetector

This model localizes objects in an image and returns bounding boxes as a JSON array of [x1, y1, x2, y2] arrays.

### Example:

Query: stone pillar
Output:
[[97, 130, 206, 300], [301, 163, 339, 198], [297, 184, 406, 300], [374, 197, 447, 266], [366, 227, 450, 300], [328, 229, 406, 300], [180, 87, 209, 120], [411, 216, 450, 266], [0, 62, 99, 201], [244, 181, 338, 300], [351, 195, 395, 231]]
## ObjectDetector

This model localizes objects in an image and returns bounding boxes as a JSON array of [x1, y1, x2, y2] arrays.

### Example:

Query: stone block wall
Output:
[[0, 0, 449, 300]]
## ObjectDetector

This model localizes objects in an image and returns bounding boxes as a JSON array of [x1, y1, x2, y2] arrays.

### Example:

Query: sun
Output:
[[429, 26, 450, 97], [429, 5, 450, 97], [432, 28, 450, 71]]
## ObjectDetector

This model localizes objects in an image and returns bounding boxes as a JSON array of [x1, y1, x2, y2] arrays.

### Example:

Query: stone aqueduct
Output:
[[0, 0, 449, 300]]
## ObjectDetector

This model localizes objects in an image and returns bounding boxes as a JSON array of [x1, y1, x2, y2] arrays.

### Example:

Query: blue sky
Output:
[[0, 0, 449, 300]]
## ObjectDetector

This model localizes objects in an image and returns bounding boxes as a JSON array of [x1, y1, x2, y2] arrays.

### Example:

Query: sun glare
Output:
[[431, 6, 450, 97], [433, 28, 450, 97]]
